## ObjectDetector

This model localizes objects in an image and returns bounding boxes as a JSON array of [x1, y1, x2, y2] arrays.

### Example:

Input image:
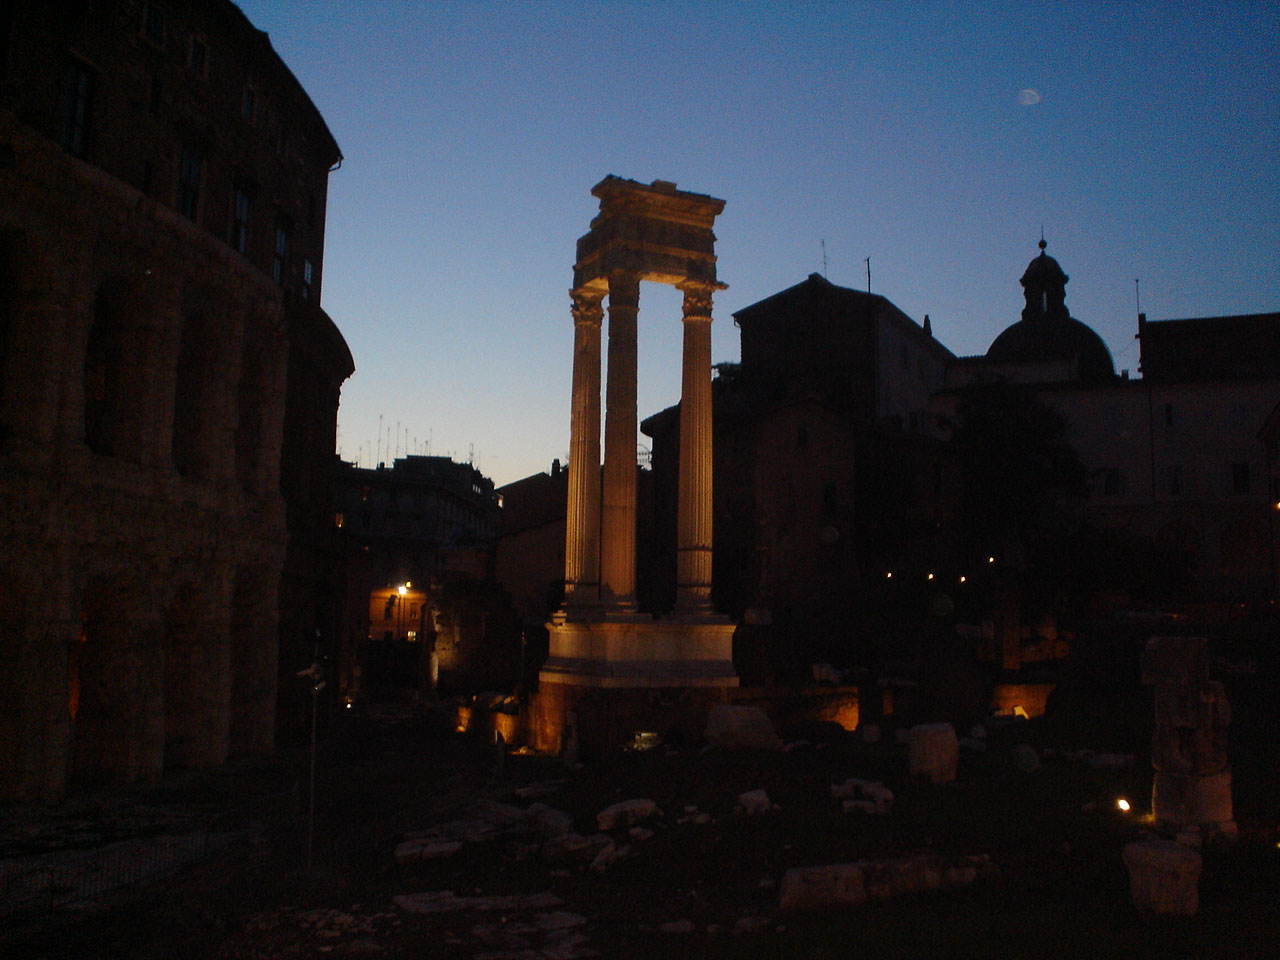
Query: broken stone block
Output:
[[1123, 839, 1200, 916], [589, 841, 627, 872], [908, 723, 958, 783], [524, 803, 574, 839], [596, 798, 660, 831], [541, 831, 613, 864], [705, 704, 785, 752], [1152, 770, 1233, 829], [394, 838, 463, 863], [1154, 685, 1217, 730], [778, 863, 867, 912], [659, 920, 696, 934], [862, 857, 940, 900], [394, 840, 422, 865], [1140, 636, 1209, 686]]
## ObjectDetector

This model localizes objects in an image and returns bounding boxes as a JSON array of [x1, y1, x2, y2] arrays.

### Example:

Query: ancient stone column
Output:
[[1141, 635, 1235, 843], [563, 288, 604, 606], [676, 282, 715, 610], [600, 272, 640, 607]]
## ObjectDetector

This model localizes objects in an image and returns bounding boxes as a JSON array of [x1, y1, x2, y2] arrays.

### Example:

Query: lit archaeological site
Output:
[[2, 2, 1278, 957]]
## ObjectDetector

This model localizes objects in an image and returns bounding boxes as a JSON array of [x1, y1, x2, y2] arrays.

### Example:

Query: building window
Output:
[[60, 60, 93, 157], [177, 146, 202, 220], [143, 3, 165, 45], [302, 258, 313, 298], [241, 84, 256, 122], [1232, 462, 1250, 494], [1101, 467, 1122, 496], [1164, 464, 1183, 496], [822, 483, 838, 520], [272, 219, 289, 285], [231, 187, 250, 254], [189, 37, 207, 76]]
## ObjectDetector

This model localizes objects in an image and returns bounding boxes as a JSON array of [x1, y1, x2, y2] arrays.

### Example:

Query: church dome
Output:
[[985, 241, 1115, 382]]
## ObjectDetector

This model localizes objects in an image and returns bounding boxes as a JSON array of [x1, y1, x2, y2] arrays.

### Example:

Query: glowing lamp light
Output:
[[959, 576, 967, 583], [886, 572, 893, 579], [397, 584, 407, 596], [1116, 798, 1131, 813], [927, 573, 935, 581], [987, 556, 995, 564]]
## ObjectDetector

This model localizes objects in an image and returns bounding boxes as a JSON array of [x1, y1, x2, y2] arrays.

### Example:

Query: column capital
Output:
[[677, 281, 719, 321], [570, 287, 605, 325]]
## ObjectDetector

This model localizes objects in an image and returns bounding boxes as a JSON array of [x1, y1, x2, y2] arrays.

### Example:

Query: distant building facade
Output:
[[335, 455, 506, 695], [0, 0, 352, 799], [641, 274, 960, 679], [945, 245, 1279, 603]]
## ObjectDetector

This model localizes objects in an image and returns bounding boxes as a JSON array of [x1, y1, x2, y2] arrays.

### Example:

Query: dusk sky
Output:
[[234, 0, 1278, 487]]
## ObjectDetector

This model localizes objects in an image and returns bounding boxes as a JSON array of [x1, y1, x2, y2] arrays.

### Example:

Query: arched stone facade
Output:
[[0, 0, 351, 799]]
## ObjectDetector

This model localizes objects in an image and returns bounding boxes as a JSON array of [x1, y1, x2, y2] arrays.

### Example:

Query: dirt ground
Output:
[[5, 702, 1279, 960]]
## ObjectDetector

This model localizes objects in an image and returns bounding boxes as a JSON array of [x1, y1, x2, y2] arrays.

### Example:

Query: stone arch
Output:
[[162, 581, 230, 771], [229, 563, 278, 756], [83, 277, 153, 459], [0, 232, 15, 421], [0, 565, 66, 800], [0, 227, 61, 448], [235, 328, 267, 492], [172, 312, 215, 478], [1154, 520, 1201, 596], [70, 573, 164, 788], [1219, 518, 1267, 589]]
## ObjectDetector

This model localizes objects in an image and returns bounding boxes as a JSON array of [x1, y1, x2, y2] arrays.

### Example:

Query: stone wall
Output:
[[0, 0, 352, 799]]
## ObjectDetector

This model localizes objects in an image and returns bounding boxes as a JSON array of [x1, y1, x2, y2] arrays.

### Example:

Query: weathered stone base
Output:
[[540, 612, 738, 688], [1123, 838, 1201, 916], [531, 612, 738, 755], [1152, 769, 1234, 832], [528, 681, 735, 756]]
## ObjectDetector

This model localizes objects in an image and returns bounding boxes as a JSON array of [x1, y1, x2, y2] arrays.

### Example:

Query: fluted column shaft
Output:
[[677, 283, 715, 610], [563, 288, 604, 607], [600, 273, 640, 607]]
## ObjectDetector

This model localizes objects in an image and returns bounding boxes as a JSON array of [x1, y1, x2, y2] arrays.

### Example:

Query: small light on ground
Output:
[[959, 576, 966, 583], [987, 556, 995, 563], [927, 573, 934, 580], [1116, 798, 1131, 812], [886, 571, 893, 579]]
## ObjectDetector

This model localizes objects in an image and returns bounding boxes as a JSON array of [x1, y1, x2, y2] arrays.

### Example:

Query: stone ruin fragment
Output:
[[1141, 635, 1235, 843]]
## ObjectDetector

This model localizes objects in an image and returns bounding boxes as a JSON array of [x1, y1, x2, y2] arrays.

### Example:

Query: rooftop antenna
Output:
[[820, 239, 828, 277], [865, 256, 871, 293], [1134, 277, 1142, 317], [376, 413, 383, 465]]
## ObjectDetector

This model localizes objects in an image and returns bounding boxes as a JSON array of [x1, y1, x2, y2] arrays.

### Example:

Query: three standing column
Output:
[[562, 274, 718, 617]]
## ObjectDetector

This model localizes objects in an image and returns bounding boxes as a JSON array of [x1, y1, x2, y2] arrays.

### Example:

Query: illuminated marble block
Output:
[[1123, 839, 1200, 916], [908, 722, 958, 783]]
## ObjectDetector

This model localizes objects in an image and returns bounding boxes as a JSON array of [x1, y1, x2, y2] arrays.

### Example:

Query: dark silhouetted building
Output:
[[0, 0, 352, 799]]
